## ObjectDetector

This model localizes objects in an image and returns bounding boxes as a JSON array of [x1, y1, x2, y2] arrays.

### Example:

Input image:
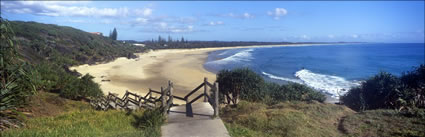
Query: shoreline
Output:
[[71, 43, 345, 104]]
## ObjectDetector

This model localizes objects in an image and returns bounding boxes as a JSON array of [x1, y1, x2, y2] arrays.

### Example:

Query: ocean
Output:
[[204, 43, 425, 98]]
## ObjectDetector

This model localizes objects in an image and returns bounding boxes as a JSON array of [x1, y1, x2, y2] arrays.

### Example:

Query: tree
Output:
[[341, 66, 425, 112], [216, 68, 265, 104], [109, 28, 117, 40], [181, 37, 185, 43], [168, 35, 172, 43]]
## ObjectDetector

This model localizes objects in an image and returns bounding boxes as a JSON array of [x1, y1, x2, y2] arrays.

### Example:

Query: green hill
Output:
[[10, 21, 145, 66]]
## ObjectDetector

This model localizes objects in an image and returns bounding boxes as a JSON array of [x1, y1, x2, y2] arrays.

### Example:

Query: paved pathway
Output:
[[161, 102, 230, 137]]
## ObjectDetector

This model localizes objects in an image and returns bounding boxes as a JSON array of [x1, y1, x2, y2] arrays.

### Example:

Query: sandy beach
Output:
[[71, 44, 334, 104]]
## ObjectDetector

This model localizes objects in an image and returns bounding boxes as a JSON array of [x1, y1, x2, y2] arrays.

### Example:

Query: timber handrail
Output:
[[91, 81, 174, 112], [91, 77, 219, 118], [181, 77, 219, 118]]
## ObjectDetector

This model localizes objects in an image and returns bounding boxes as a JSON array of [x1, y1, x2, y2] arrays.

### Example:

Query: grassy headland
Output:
[[221, 101, 425, 137]]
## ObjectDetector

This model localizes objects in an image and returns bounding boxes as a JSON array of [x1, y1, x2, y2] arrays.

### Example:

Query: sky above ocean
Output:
[[1, 1, 424, 43]]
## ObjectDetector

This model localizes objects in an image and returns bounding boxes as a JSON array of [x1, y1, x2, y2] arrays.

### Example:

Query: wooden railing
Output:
[[181, 78, 219, 118], [90, 78, 219, 118], [90, 81, 174, 114]]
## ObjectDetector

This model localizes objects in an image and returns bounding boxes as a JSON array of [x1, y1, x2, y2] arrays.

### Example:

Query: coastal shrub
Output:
[[60, 74, 103, 100], [0, 18, 37, 112], [9, 21, 146, 66], [341, 64, 425, 111], [32, 62, 103, 100], [216, 68, 326, 104], [266, 82, 326, 103], [400, 64, 425, 108], [341, 72, 401, 111], [216, 68, 265, 104]]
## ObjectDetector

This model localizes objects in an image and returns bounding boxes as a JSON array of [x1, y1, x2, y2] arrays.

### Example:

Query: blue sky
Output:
[[1, 1, 424, 43]]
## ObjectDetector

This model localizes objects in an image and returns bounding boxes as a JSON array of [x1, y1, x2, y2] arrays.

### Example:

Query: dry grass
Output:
[[221, 101, 354, 137], [221, 100, 425, 137]]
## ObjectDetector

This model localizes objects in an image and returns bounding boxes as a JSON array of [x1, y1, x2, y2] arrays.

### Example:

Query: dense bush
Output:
[[9, 21, 146, 66], [60, 74, 103, 100], [0, 18, 36, 111], [33, 62, 103, 100], [268, 82, 326, 103], [216, 68, 326, 104], [216, 68, 266, 104], [341, 65, 425, 111], [400, 64, 425, 108]]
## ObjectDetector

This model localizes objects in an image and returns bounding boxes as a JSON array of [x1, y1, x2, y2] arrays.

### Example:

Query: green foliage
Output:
[[341, 65, 425, 111], [216, 68, 326, 104], [132, 108, 165, 137], [267, 82, 327, 103], [32, 62, 103, 100], [109, 28, 118, 40], [399, 64, 425, 108], [9, 21, 145, 66], [0, 18, 36, 112], [60, 74, 103, 100], [217, 68, 266, 103]]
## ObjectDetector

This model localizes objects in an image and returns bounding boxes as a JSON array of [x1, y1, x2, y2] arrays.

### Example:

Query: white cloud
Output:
[[301, 34, 310, 40], [134, 8, 152, 16], [1, 1, 153, 18], [243, 13, 253, 19], [2, 1, 202, 34], [208, 21, 224, 26], [352, 34, 359, 38], [268, 8, 288, 20], [167, 25, 194, 33], [328, 34, 335, 39], [67, 19, 88, 23], [220, 12, 254, 19], [136, 18, 148, 23], [159, 22, 167, 28]]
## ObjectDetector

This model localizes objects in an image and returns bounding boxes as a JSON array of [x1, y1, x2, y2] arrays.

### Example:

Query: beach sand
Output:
[[71, 44, 338, 104], [71, 47, 232, 104]]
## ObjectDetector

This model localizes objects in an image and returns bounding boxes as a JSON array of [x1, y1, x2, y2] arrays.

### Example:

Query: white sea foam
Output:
[[207, 48, 254, 64], [262, 69, 361, 98], [262, 72, 303, 84], [295, 69, 361, 98], [218, 50, 230, 55]]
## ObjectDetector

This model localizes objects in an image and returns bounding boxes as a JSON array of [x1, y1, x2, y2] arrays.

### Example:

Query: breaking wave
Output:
[[263, 69, 361, 98], [207, 48, 254, 65]]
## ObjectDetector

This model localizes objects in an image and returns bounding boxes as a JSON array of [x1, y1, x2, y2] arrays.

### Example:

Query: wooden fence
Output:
[[178, 78, 219, 118], [90, 81, 174, 114], [90, 78, 219, 118]]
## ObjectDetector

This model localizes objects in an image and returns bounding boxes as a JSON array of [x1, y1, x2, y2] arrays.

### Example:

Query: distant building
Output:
[[90, 32, 103, 36]]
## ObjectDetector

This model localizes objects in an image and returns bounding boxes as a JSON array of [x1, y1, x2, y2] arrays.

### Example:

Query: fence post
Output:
[[167, 82, 174, 113], [161, 87, 165, 108], [204, 77, 208, 102], [149, 88, 152, 99], [214, 82, 219, 118]]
